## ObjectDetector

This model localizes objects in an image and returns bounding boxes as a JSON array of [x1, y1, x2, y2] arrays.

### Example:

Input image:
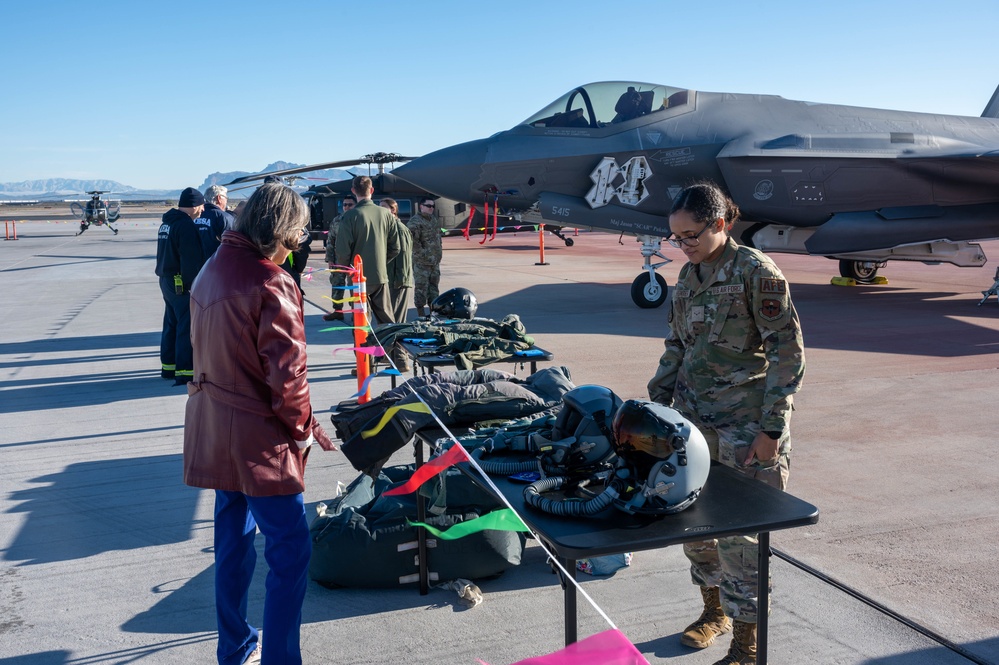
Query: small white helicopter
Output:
[[71, 190, 121, 235]]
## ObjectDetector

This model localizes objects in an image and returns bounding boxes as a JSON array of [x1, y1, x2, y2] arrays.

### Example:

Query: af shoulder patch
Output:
[[758, 277, 787, 321], [759, 298, 784, 321]]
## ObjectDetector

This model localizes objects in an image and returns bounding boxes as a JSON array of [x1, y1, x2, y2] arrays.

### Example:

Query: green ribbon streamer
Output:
[[409, 508, 530, 540]]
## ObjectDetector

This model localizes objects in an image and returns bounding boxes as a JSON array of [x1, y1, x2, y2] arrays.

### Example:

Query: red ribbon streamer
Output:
[[382, 445, 470, 496]]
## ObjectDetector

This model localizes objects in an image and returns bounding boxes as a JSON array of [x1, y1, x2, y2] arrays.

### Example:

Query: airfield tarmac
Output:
[[1, 206, 997, 664]]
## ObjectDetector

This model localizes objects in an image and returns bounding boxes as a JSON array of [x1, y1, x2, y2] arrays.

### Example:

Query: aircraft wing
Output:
[[804, 203, 999, 255]]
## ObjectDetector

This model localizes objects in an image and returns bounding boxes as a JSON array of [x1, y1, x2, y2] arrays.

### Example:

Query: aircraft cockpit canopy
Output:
[[520, 82, 689, 129]]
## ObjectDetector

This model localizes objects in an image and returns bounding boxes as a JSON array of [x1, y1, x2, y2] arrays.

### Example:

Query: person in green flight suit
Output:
[[334, 176, 400, 325]]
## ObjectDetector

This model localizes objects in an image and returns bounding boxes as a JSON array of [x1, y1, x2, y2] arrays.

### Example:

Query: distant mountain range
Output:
[[0, 162, 358, 201]]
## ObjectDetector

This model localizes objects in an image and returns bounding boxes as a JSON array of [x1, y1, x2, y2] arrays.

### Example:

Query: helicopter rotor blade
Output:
[[224, 153, 418, 186]]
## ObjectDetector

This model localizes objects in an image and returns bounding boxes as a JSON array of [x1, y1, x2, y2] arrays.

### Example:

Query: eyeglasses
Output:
[[342, 202, 354, 209], [667, 222, 714, 248], [421, 203, 435, 209]]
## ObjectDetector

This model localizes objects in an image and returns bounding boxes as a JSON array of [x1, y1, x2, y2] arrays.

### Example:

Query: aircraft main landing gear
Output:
[[839, 259, 885, 283]]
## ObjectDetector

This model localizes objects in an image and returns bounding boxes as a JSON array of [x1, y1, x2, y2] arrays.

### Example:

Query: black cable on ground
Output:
[[772, 548, 991, 665]]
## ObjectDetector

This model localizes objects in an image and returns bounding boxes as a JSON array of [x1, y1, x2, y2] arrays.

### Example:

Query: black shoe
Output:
[[323, 311, 344, 321], [161, 370, 175, 380], [173, 378, 190, 387]]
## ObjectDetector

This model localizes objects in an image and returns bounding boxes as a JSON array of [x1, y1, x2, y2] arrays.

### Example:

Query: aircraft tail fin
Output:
[[982, 84, 999, 118]]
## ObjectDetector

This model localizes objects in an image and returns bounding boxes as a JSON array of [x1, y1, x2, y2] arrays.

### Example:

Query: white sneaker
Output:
[[244, 643, 261, 664]]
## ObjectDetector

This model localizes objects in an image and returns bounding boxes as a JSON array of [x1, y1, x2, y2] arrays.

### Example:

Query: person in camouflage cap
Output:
[[648, 181, 805, 665], [407, 196, 443, 317]]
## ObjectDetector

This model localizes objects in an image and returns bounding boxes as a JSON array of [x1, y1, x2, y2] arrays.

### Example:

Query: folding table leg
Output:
[[556, 555, 578, 645], [415, 437, 429, 596], [757, 531, 770, 664]]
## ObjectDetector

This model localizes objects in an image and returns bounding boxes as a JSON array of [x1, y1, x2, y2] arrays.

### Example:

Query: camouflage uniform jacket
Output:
[[648, 237, 804, 434], [407, 213, 443, 267], [324, 214, 346, 265]]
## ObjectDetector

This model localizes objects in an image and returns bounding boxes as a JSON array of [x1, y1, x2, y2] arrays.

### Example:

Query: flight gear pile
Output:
[[371, 313, 535, 370], [333, 366, 575, 476]]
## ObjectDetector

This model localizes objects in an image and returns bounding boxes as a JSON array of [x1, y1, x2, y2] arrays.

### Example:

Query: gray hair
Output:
[[233, 183, 308, 258], [205, 184, 228, 204]]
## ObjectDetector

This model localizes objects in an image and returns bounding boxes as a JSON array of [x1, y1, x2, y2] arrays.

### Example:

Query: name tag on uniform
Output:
[[708, 284, 744, 295], [691, 305, 705, 322], [674, 288, 692, 298]]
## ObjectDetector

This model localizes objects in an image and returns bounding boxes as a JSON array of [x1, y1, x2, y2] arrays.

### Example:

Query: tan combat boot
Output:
[[681, 586, 733, 649], [712, 620, 757, 664]]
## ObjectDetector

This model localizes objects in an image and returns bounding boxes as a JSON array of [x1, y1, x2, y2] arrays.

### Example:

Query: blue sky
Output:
[[2, 0, 998, 190]]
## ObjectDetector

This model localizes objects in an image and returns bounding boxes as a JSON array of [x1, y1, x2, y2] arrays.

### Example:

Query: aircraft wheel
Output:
[[564, 237, 574, 247], [631, 272, 669, 308], [839, 259, 879, 283]]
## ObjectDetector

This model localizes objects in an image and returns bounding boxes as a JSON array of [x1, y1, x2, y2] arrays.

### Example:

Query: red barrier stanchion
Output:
[[490, 195, 498, 241], [351, 255, 372, 403], [479, 200, 490, 245], [536, 224, 549, 266], [4, 221, 18, 241], [463, 207, 475, 241]]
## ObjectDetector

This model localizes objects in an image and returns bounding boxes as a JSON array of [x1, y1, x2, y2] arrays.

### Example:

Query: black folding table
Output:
[[482, 465, 818, 664]]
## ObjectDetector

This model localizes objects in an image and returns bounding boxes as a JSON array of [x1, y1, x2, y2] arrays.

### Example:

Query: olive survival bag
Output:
[[309, 464, 525, 588]]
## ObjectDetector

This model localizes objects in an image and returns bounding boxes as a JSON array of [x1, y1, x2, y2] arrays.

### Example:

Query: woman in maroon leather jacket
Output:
[[184, 183, 335, 665]]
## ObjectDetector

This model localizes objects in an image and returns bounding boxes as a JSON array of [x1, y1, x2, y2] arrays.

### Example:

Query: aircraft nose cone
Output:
[[394, 138, 489, 204]]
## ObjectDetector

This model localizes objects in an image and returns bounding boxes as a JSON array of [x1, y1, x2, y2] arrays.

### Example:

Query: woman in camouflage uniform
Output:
[[648, 182, 805, 665]]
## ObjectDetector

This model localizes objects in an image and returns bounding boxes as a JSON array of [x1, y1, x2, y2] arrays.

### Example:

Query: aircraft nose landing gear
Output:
[[632, 271, 668, 308], [631, 235, 672, 308]]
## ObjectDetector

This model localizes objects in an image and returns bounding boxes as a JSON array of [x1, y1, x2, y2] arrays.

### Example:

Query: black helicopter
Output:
[[225, 152, 574, 246], [71, 191, 120, 236]]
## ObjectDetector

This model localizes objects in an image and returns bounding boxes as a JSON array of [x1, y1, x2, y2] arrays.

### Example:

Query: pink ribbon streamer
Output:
[[479, 629, 649, 665], [333, 345, 384, 357]]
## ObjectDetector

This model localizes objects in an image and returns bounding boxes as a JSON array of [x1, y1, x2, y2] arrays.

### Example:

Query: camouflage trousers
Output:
[[329, 270, 347, 311], [412, 263, 440, 309], [683, 423, 791, 623]]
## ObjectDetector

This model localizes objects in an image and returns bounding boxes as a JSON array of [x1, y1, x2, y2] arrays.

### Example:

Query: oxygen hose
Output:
[[469, 447, 540, 475], [523, 476, 618, 517]]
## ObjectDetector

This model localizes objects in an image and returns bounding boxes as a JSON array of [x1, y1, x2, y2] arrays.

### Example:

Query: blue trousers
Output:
[[214, 490, 311, 665], [159, 277, 192, 378]]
